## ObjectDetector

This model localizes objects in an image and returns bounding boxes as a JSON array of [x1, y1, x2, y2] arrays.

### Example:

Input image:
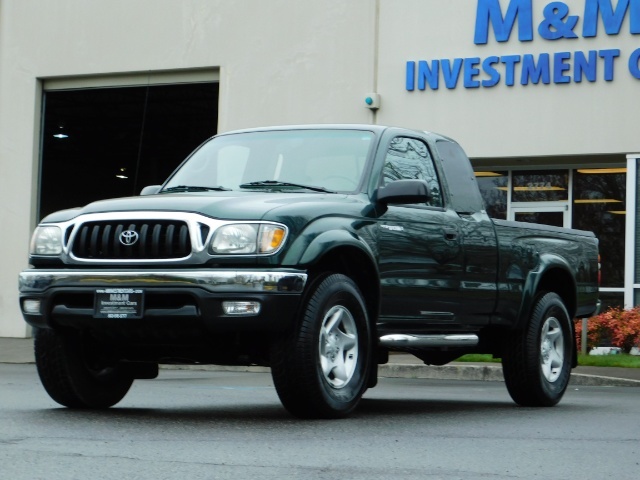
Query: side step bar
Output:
[[379, 334, 479, 347]]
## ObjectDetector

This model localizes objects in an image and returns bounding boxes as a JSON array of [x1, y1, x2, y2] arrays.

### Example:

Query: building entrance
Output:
[[39, 81, 219, 220]]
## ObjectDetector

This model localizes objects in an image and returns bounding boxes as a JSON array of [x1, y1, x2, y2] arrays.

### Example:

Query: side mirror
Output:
[[377, 179, 433, 205], [140, 185, 162, 196]]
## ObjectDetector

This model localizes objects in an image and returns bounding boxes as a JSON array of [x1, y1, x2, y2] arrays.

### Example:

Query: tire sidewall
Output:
[[35, 328, 133, 408], [306, 274, 371, 415], [530, 293, 572, 403]]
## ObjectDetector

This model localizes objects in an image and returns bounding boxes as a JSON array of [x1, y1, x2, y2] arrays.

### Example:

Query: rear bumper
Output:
[[19, 269, 307, 334]]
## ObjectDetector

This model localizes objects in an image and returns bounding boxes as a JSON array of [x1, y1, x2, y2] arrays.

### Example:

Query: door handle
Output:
[[443, 228, 458, 241]]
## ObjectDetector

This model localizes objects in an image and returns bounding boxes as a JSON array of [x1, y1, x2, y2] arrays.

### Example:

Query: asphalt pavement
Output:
[[2, 336, 639, 387]]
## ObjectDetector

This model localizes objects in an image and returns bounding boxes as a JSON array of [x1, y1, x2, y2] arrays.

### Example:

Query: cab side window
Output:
[[382, 136, 443, 207], [435, 140, 485, 214]]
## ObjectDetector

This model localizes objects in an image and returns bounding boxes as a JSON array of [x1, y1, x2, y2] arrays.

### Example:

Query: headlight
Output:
[[30, 226, 63, 255], [210, 223, 287, 255]]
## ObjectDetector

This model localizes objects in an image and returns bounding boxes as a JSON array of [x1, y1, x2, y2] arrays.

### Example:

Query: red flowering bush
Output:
[[575, 307, 640, 352]]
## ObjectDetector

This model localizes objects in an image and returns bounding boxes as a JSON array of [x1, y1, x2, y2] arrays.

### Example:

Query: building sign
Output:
[[406, 0, 640, 91]]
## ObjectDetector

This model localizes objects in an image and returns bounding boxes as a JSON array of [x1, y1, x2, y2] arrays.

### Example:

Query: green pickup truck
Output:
[[19, 125, 599, 418]]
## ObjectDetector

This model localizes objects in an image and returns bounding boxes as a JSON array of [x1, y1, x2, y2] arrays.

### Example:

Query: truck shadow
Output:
[[31, 395, 596, 429]]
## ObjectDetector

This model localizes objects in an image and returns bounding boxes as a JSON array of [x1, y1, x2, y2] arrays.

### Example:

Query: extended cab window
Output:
[[435, 140, 485, 214], [382, 137, 443, 207]]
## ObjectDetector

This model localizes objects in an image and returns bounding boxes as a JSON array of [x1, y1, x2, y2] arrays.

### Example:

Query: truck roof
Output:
[[217, 124, 454, 143]]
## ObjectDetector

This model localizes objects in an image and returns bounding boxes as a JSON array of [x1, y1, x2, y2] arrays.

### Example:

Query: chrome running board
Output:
[[379, 334, 479, 347]]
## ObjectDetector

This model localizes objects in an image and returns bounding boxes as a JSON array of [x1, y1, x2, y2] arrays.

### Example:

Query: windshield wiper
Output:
[[162, 185, 231, 193], [239, 180, 335, 193]]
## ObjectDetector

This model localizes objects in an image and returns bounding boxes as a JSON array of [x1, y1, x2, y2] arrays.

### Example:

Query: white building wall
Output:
[[376, 0, 640, 158], [0, 0, 377, 336], [1, 0, 639, 335]]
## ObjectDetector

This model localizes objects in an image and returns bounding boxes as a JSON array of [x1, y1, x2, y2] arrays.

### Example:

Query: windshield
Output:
[[162, 129, 375, 193]]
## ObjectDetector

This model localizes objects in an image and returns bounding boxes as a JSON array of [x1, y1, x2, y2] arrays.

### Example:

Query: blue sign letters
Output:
[[475, 0, 640, 44], [407, 0, 640, 91], [583, 0, 640, 37], [474, 0, 533, 43]]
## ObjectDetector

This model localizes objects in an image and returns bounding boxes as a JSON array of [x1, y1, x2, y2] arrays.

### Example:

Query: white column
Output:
[[624, 154, 640, 308]]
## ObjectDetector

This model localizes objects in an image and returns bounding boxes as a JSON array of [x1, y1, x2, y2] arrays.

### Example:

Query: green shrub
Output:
[[575, 307, 640, 353]]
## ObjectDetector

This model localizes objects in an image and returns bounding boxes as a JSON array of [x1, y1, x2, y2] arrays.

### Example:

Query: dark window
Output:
[[382, 137, 442, 207], [475, 171, 508, 219], [601, 291, 624, 311], [514, 211, 565, 227], [512, 170, 568, 202], [39, 83, 218, 219], [435, 140, 484, 213], [573, 168, 626, 288]]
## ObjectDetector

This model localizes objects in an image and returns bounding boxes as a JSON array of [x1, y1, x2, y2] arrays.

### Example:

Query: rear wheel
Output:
[[270, 273, 371, 419], [34, 328, 134, 408], [502, 292, 573, 407]]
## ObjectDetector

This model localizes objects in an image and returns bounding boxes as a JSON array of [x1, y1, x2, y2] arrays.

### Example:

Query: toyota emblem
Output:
[[119, 230, 139, 246]]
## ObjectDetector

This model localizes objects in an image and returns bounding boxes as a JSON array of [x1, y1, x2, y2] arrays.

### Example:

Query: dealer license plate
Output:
[[94, 288, 144, 319]]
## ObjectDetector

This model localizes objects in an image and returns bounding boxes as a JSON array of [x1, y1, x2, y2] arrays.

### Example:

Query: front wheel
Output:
[[502, 292, 573, 407], [270, 273, 371, 419], [34, 328, 134, 409]]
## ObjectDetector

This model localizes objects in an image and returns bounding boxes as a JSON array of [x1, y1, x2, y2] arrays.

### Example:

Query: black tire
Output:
[[34, 328, 134, 409], [502, 292, 573, 407], [270, 273, 371, 419]]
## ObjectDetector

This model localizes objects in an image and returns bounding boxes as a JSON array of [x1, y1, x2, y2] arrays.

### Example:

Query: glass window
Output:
[[515, 211, 564, 227], [435, 141, 485, 214], [600, 291, 624, 312], [475, 171, 508, 219], [164, 129, 374, 192], [512, 170, 568, 202], [573, 168, 626, 288], [381, 137, 443, 207], [217, 146, 250, 187]]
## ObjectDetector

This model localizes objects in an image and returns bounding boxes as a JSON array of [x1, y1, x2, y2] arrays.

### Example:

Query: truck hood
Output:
[[41, 191, 369, 224]]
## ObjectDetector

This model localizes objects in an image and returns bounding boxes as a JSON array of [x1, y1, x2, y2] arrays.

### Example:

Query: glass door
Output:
[[509, 170, 570, 228], [510, 205, 569, 228]]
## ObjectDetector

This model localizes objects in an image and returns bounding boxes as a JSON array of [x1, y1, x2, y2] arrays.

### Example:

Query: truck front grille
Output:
[[71, 220, 192, 260]]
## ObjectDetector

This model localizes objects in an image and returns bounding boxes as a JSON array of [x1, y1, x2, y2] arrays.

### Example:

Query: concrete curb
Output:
[[161, 364, 270, 374], [159, 363, 640, 387], [380, 363, 505, 382], [568, 374, 640, 387], [378, 363, 640, 387], [161, 363, 505, 382]]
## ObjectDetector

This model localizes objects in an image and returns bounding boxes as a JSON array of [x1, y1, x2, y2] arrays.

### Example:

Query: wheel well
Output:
[[537, 267, 576, 318], [307, 246, 379, 324]]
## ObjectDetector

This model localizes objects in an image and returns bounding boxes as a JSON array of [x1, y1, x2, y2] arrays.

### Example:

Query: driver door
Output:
[[376, 135, 465, 325]]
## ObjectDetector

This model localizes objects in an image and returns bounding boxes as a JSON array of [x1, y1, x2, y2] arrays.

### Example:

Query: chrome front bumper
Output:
[[19, 269, 308, 294]]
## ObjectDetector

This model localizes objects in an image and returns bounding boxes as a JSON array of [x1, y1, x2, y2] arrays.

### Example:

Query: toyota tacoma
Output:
[[19, 125, 600, 418]]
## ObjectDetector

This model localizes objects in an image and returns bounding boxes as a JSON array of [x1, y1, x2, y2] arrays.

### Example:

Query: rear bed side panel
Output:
[[491, 219, 599, 329]]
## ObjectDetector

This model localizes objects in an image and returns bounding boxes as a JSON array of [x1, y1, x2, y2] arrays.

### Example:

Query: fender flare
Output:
[[283, 228, 378, 268], [515, 253, 577, 330]]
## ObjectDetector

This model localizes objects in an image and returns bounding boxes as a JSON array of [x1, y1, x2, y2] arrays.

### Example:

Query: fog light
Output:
[[22, 299, 41, 314], [222, 301, 261, 316]]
